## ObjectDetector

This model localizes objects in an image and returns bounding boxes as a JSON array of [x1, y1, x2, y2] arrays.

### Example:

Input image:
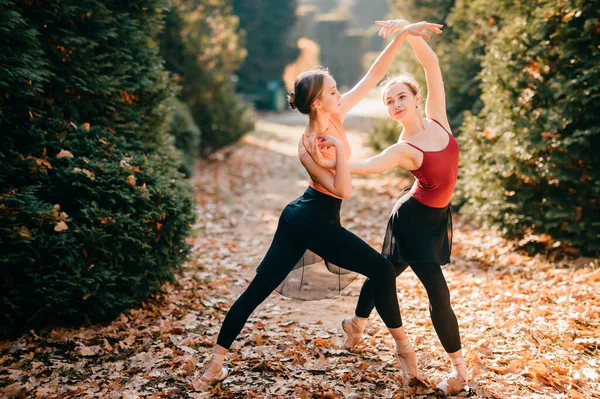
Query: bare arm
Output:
[[379, 19, 450, 131], [407, 36, 450, 131], [300, 136, 352, 198], [338, 21, 443, 121], [348, 143, 419, 176], [338, 31, 409, 120]]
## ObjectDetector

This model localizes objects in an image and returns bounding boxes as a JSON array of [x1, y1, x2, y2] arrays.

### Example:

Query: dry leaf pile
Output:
[[1, 117, 598, 399]]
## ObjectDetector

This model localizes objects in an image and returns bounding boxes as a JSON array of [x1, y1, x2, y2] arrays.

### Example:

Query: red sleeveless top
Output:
[[404, 119, 459, 208]]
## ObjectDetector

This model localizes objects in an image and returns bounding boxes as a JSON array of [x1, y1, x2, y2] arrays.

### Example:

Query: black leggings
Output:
[[216, 214, 402, 349], [355, 262, 461, 353]]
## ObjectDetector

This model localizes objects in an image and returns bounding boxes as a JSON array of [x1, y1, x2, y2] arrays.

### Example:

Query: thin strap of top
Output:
[[402, 141, 424, 153], [400, 118, 452, 152], [430, 118, 452, 135]]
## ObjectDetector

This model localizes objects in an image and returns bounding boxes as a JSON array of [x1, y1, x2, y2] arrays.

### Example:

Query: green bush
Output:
[[389, 0, 517, 131], [198, 84, 256, 152], [160, 0, 254, 154], [168, 99, 201, 177], [0, 0, 195, 339], [458, 0, 600, 254], [440, 0, 516, 130], [367, 118, 401, 152]]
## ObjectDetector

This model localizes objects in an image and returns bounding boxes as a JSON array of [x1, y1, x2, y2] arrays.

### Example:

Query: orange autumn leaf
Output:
[[19, 227, 32, 238], [57, 149, 74, 158], [125, 175, 136, 185], [54, 221, 68, 232]]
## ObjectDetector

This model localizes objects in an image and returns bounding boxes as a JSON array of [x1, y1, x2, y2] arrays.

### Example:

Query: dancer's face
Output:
[[384, 83, 420, 122], [313, 74, 342, 114]]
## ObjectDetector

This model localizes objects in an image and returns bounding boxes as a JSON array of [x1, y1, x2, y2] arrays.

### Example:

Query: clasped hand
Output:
[[376, 19, 443, 39], [302, 134, 338, 169]]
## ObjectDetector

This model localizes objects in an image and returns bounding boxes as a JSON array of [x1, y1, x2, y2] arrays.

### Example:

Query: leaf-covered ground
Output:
[[1, 114, 599, 399]]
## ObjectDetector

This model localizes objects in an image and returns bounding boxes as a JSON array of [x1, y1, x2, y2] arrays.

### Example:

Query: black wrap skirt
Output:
[[264, 187, 358, 300], [381, 189, 453, 267]]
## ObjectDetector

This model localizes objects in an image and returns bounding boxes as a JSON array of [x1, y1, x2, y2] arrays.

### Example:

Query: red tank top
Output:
[[404, 119, 459, 208]]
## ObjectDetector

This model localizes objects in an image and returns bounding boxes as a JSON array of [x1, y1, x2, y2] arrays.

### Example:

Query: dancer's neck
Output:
[[306, 111, 331, 135], [399, 112, 426, 139]]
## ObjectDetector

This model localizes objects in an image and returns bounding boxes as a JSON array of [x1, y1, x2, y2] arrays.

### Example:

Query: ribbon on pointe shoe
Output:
[[394, 338, 427, 390]]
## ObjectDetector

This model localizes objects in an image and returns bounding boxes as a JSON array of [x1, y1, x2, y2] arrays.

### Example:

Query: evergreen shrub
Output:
[[0, 0, 195, 338], [458, 0, 600, 254]]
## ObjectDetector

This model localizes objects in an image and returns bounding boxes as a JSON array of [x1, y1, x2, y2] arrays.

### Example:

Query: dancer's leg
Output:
[[355, 262, 409, 319], [342, 262, 408, 349], [410, 263, 468, 393], [202, 218, 305, 382], [304, 224, 419, 380], [305, 224, 402, 328], [410, 263, 460, 353]]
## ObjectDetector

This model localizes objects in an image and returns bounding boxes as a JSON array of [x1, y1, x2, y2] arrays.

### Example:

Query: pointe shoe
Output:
[[395, 350, 423, 389], [201, 365, 229, 385], [341, 317, 364, 350], [436, 370, 469, 395]]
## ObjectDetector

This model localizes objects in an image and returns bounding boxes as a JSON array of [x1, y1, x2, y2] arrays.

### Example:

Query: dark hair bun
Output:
[[288, 92, 296, 109]]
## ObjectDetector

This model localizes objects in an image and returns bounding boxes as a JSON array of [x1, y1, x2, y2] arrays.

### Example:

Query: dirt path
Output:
[[1, 112, 598, 399], [191, 112, 600, 398]]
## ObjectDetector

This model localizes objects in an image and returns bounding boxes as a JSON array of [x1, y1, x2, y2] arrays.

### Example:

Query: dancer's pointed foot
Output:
[[436, 370, 469, 395], [436, 355, 469, 395], [394, 338, 424, 389], [200, 353, 229, 385], [341, 316, 367, 350], [201, 365, 228, 385]]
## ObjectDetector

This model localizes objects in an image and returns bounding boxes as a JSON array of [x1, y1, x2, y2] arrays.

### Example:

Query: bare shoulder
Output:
[[297, 137, 306, 158], [388, 141, 422, 170]]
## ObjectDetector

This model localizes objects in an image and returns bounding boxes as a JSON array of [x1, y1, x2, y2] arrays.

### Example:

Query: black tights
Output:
[[355, 262, 461, 353], [216, 216, 402, 349]]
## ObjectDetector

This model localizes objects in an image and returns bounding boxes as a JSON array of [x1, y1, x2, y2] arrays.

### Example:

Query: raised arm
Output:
[[379, 19, 450, 131], [338, 21, 443, 120]]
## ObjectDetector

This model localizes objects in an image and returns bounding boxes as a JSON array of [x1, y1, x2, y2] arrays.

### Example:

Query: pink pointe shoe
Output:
[[200, 353, 229, 385], [395, 339, 427, 390], [341, 316, 366, 350], [201, 365, 228, 385], [436, 366, 469, 395]]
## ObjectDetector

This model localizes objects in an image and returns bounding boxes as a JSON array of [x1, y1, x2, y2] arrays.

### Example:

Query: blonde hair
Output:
[[288, 66, 332, 115], [380, 73, 422, 104]]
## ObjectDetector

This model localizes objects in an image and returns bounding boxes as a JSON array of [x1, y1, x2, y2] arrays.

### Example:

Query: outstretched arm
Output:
[[303, 135, 419, 176], [348, 143, 419, 175], [379, 19, 450, 132], [338, 21, 443, 121]]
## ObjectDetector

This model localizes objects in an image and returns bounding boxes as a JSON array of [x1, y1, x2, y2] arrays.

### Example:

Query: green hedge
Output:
[[232, 0, 299, 97], [168, 99, 201, 177], [457, 0, 600, 254], [0, 0, 194, 339]]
